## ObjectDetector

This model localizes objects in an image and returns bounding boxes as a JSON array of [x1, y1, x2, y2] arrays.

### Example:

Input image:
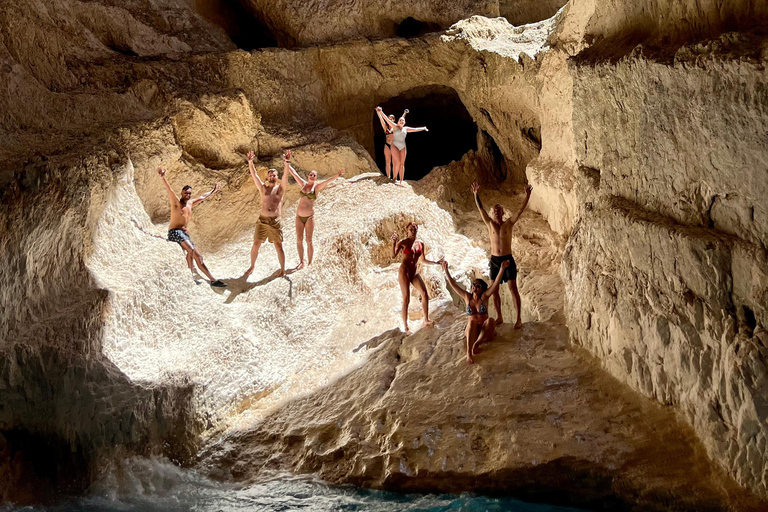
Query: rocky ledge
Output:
[[202, 315, 766, 511]]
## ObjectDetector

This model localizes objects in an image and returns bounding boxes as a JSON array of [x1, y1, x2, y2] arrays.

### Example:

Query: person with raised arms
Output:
[[441, 259, 510, 364], [391, 222, 442, 334], [471, 182, 532, 328], [244, 150, 290, 278], [284, 153, 345, 270], [157, 166, 226, 287], [375, 106, 427, 185]]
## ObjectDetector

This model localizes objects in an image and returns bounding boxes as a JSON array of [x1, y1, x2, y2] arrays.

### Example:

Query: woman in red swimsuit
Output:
[[391, 222, 442, 334]]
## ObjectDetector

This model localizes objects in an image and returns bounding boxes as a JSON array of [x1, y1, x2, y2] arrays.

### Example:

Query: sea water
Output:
[[2, 457, 588, 512]]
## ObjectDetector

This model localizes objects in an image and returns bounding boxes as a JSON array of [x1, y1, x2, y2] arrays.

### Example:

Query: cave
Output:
[[395, 17, 442, 38], [190, 0, 278, 49], [372, 86, 478, 180]]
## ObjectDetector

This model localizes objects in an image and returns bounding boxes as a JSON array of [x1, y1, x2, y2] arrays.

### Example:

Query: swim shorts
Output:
[[489, 254, 518, 283], [255, 215, 283, 243], [168, 228, 194, 248]]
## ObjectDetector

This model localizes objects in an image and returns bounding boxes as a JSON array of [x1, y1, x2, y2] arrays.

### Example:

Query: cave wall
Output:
[[561, 35, 768, 496]]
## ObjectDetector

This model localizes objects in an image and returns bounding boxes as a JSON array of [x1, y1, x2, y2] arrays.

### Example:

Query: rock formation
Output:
[[1, 0, 767, 508]]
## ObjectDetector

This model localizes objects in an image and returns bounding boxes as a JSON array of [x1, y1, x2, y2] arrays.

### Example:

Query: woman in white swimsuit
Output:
[[375, 106, 428, 185], [284, 150, 345, 269]]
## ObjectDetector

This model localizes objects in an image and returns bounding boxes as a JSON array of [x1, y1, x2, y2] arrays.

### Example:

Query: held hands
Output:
[[471, 182, 479, 194], [525, 184, 533, 196], [157, 166, 166, 177], [283, 150, 291, 162], [247, 151, 255, 162], [391, 232, 398, 242], [376, 106, 382, 112]]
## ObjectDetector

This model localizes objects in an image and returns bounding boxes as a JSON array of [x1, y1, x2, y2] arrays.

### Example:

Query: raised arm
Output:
[[471, 182, 491, 225], [190, 183, 220, 207], [376, 107, 397, 130], [484, 260, 510, 300], [247, 151, 265, 193], [405, 126, 428, 133], [391, 232, 404, 259], [157, 167, 179, 204], [418, 243, 442, 266], [280, 150, 291, 191], [441, 260, 470, 302], [377, 110, 389, 132], [508, 184, 533, 225], [315, 168, 344, 192]]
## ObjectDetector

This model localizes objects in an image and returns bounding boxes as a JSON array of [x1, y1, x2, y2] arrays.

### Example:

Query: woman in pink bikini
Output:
[[284, 150, 345, 269], [391, 222, 442, 334]]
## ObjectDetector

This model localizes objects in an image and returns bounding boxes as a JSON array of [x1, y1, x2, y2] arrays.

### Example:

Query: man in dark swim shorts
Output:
[[158, 167, 226, 287], [472, 182, 532, 328]]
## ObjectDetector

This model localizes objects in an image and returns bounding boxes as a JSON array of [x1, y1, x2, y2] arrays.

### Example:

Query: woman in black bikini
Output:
[[284, 151, 345, 269], [391, 222, 442, 334], [442, 258, 510, 364], [378, 110, 405, 179]]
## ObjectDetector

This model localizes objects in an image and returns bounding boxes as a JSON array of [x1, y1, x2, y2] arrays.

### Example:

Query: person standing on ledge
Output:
[[472, 181, 533, 328], [244, 150, 289, 278], [157, 167, 226, 287], [375, 106, 427, 185], [284, 155, 345, 270], [392, 222, 442, 335]]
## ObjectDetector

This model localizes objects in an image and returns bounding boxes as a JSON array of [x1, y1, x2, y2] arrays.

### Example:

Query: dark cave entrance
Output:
[[395, 17, 442, 38], [192, 0, 278, 49], [372, 86, 477, 181]]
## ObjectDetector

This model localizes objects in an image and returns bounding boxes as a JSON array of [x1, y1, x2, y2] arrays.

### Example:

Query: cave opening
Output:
[[191, 0, 278, 49], [395, 17, 442, 38], [372, 86, 477, 181]]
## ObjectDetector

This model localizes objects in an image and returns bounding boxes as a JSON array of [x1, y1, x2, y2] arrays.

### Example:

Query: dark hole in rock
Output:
[[192, 0, 278, 49], [395, 17, 442, 38], [372, 86, 477, 181], [0, 429, 91, 504], [744, 306, 757, 333], [478, 129, 509, 182]]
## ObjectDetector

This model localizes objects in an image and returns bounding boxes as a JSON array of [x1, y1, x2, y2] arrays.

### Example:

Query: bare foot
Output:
[[277, 269, 286, 277], [423, 319, 434, 327], [496, 318, 504, 325], [295, 261, 305, 270], [514, 320, 522, 329], [472, 346, 482, 355], [404, 325, 412, 335], [466, 354, 474, 364], [243, 267, 254, 277]]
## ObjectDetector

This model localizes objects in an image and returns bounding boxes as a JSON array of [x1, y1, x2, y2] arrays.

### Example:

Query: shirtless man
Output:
[[157, 167, 226, 287], [472, 182, 533, 328], [244, 150, 290, 277]]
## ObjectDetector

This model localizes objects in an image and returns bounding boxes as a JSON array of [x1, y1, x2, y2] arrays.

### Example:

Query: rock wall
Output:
[[561, 34, 768, 496]]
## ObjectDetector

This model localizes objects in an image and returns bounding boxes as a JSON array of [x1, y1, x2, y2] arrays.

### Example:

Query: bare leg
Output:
[[305, 216, 315, 267], [183, 245, 194, 272], [398, 268, 412, 335], [274, 241, 286, 276], [244, 239, 263, 277], [411, 273, 433, 327], [510, 280, 522, 328], [492, 288, 504, 324], [391, 147, 403, 185], [295, 216, 305, 269], [384, 145, 393, 179], [472, 317, 497, 355], [397, 146, 407, 184], [191, 249, 216, 282], [465, 322, 479, 364]]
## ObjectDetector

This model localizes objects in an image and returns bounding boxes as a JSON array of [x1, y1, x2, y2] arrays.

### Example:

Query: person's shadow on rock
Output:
[[217, 269, 296, 303]]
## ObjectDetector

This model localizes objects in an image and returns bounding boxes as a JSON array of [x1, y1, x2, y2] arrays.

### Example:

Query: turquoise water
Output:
[[2, 458, 589, 512]]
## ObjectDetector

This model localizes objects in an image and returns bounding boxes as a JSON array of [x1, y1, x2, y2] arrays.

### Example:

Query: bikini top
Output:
[[466, 301, 488, 316], [300, 183, 317, 200], [385, 127, 394, 135], [402, 241, 422, 257]]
